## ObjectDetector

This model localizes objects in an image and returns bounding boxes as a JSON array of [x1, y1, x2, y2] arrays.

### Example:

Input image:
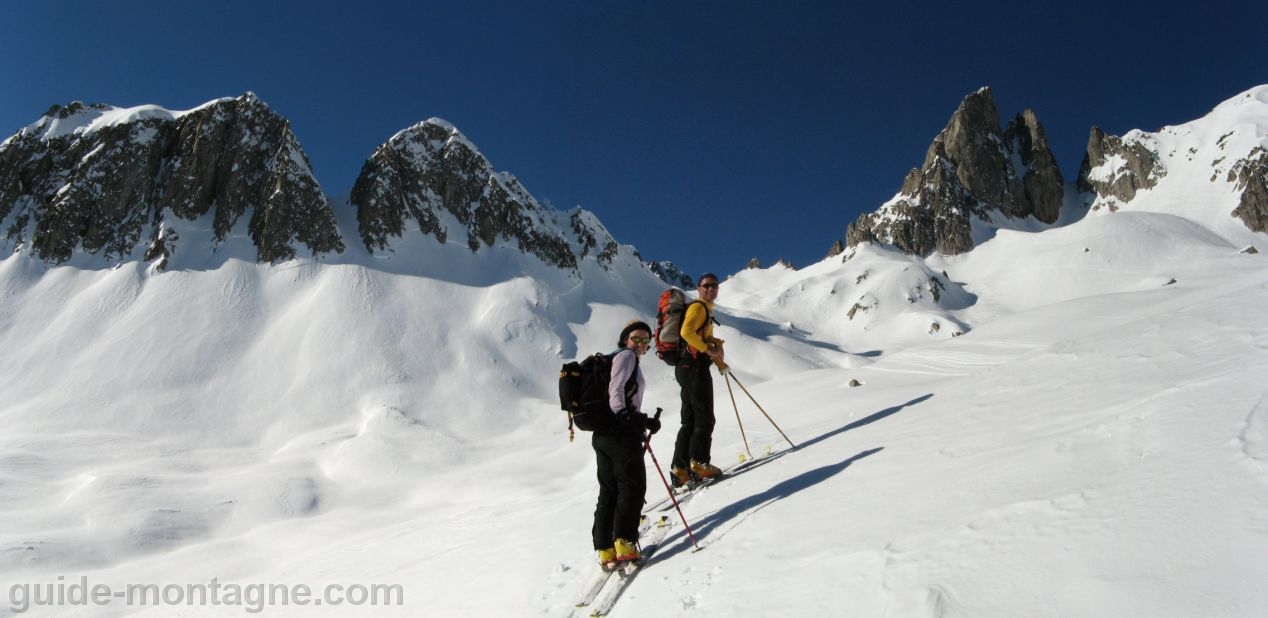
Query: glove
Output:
[[644, 414, 661, 435], [617, 409, 640, 430], [619, 410, 660, 436]]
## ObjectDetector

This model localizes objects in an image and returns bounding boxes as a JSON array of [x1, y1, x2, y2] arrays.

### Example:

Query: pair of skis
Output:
[[574, 515, 672, 616], [641, 449, 783, 514], [572, 451, 785, 615]]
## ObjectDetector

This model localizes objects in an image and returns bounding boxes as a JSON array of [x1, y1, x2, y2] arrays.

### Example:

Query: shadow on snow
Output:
[[651, 393, 932, 560], [657, 447, 885, 560], [795, 393, 933, 452]]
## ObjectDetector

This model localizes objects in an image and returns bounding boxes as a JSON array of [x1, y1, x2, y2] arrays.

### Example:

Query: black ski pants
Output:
[[672, 355, 715, 469], [591, 429, 647, 549]]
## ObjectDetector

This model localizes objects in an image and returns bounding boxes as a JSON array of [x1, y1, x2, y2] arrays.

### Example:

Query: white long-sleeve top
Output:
[[608, 348, 645, 413]]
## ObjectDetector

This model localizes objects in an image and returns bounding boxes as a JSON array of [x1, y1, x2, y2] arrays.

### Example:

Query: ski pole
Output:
[[722, 372, 754, 460], [727, 371, 797, 450], [645, 409, 701, 551]]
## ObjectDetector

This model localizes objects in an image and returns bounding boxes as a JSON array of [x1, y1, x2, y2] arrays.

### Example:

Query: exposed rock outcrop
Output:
[[1228, 146, 1268, 232], [825, 239, 845, 259], [647, 260, 694, 288], [1076, 127, 1165, 210]]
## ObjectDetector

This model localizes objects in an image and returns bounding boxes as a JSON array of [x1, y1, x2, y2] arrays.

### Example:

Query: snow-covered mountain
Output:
[[842, 85, 1268, 260], [0, 96, 692, 288], [350, 118, 645, 279], [1077, 85, 1268, 243], [1, 86, 1266, 617]]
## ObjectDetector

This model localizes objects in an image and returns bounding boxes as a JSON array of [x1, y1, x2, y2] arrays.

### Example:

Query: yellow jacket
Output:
[[680, 299, 720, 355]]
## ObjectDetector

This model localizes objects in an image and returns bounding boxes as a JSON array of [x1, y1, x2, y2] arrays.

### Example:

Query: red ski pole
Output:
[[645, 409, 701, 551]]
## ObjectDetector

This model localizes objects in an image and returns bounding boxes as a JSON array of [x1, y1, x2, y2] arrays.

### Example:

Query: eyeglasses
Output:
[[628, 336, 652, 345], [700, 283, 718, 290]]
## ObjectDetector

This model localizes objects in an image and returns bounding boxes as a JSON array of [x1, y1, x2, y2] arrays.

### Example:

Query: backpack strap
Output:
[[611, 348, 640, 412], [560, 364, 577, 442], [682, 300, 715, 359]]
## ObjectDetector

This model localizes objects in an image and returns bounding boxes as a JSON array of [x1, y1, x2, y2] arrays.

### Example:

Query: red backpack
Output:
[[653, 288, 708, 365]]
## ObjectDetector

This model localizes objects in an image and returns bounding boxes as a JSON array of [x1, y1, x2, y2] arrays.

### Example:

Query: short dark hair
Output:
[[697, 272, 718, 287], [618, 320, 653, 348]]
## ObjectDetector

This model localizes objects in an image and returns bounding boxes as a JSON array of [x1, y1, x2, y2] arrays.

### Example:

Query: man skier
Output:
[[670, 273, 725, 486]]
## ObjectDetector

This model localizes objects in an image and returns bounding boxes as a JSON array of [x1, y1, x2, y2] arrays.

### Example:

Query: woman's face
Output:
[[626, 329, 652, 356]]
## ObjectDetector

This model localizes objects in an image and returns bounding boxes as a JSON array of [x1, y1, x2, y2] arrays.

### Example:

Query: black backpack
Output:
[[558, 350, 638, 441]]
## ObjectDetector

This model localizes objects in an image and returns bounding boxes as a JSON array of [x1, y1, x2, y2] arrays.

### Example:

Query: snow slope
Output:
[[2, 88, 1268, 617], [1082, 84, 1268, 250]]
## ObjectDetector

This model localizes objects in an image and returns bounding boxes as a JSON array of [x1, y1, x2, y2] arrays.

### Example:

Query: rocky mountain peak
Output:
[[0, 93, 343, 268], [1, 97, 686, 283], [842, 87, 1065, 257], [351, 118, 626, 274], [46, 101, 110, 121], [647, 260, 693, 288]]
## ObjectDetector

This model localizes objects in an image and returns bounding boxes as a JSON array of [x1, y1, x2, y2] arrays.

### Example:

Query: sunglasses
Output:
[[700, 283, 719, 289], [628, 336, 652, 344]]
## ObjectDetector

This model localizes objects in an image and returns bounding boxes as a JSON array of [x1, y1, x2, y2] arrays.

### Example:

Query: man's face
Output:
[[698, 277, 719, 302]]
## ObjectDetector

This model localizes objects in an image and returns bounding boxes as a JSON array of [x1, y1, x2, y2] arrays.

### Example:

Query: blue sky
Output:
[[3, 0, 1265, 277]]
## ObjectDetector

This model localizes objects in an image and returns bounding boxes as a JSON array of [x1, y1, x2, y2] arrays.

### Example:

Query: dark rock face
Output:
[[1005, 110, 1065, 223], [647, 260, 693, 288], [351, 119, 597, 272], [1228, 146, 1268, 232], [1076, 127, 1164, 209], [0, 94, 343, 267], [1, 103, 162, 262], [842, 88, 1065, 257]]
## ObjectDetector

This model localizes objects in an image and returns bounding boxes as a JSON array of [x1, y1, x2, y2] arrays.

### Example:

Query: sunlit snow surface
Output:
[[2, 87, 1267, 616]]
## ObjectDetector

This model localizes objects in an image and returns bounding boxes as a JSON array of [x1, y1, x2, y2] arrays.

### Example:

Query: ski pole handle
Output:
[[644, 408, 664, 441]]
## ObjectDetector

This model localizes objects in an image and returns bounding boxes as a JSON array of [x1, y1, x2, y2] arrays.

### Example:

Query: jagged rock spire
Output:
[[841, 87, 1065, 257]]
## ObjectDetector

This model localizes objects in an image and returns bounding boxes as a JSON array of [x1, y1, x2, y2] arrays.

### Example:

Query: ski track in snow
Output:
[[1237, 394, 1268, 479], [860, 339, 1049, 377]]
